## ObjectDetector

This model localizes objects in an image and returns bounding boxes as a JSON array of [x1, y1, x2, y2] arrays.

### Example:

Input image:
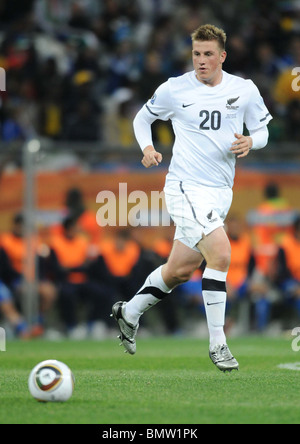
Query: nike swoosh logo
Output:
[[207, 302, 224, 306], [182, 103, 195, 108]]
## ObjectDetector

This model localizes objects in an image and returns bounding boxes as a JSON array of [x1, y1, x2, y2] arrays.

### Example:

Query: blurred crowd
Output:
[[1, 1, 300, 339], [0, 0, 300, 148], [0, 187, 181, 338], [0, 183, 300, 339]]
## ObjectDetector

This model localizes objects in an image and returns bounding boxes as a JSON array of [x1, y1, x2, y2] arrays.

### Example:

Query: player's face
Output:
[[192, 40, 227, 86]]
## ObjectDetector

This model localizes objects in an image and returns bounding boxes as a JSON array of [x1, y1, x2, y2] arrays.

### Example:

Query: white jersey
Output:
[[134, 70, 272, 189]]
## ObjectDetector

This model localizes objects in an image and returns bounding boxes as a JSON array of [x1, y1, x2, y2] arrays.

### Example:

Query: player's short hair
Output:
[[191, 24, 227, 51]]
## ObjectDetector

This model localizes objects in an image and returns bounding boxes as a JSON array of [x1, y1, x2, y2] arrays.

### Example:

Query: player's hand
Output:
[[142, 146, 163, 168], [230, 133, 253, 158]]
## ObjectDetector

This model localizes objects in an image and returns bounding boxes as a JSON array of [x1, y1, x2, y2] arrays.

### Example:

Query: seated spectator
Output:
[[48, 215, 109, 335], [248, 263, 281, 332], [225, 215, 255, 330], [92, 229, 143, 301], [152, 229, 173, 262], [63, 99, 100, 141], [62, 70, 102, 141], [64, 187, 103, 246], [137, 51, 167, 103], [1, 107, 25, 142], [51, 187, 103, 247], [277, 215, 300, 323], [103, 87, 138, 148], [226, 215, 255, 297], [0, 280, 29, 338], [286, 100, 300, 142], [0, 213, 57, 336], [248, 182, 294, 277], [37, 57, 64, 139], [105, 39, 140, 94], [91, 228, 181, 333], [179, 268, 205, 314]]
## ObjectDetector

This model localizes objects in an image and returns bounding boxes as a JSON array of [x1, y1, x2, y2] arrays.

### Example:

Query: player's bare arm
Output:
[[142, 145, 163, 168], [230, 133, 253, 158]]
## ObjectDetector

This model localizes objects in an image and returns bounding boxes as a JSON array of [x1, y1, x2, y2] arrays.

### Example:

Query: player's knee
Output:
[[209, 249, 231, 272], [171, 264, 195, 284], [220, 251, 231, 271]]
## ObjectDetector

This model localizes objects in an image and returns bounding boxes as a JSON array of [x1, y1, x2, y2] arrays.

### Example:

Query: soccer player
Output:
[[112, 24, 272, 372]]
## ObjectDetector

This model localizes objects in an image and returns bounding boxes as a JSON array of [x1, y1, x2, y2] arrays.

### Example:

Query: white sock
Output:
[[124, 266, 172, 326], [202, 267, 227, 348]]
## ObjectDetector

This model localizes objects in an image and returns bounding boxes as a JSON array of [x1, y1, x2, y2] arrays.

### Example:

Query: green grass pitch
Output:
[[1, 336, 300, 424]]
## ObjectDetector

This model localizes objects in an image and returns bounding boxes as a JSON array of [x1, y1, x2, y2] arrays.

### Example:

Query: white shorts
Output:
[[164, 181, 233, 252]]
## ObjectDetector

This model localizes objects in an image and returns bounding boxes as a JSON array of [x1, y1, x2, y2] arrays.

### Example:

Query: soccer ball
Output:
[[28, 360, 75, 402]]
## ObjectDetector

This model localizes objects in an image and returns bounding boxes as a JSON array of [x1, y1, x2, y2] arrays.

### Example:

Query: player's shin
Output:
[[202, 267, 227, 348], [124, 265, 172, 326]]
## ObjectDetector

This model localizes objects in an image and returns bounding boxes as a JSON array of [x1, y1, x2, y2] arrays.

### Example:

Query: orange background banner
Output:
[[0, 167, 299, 236]]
